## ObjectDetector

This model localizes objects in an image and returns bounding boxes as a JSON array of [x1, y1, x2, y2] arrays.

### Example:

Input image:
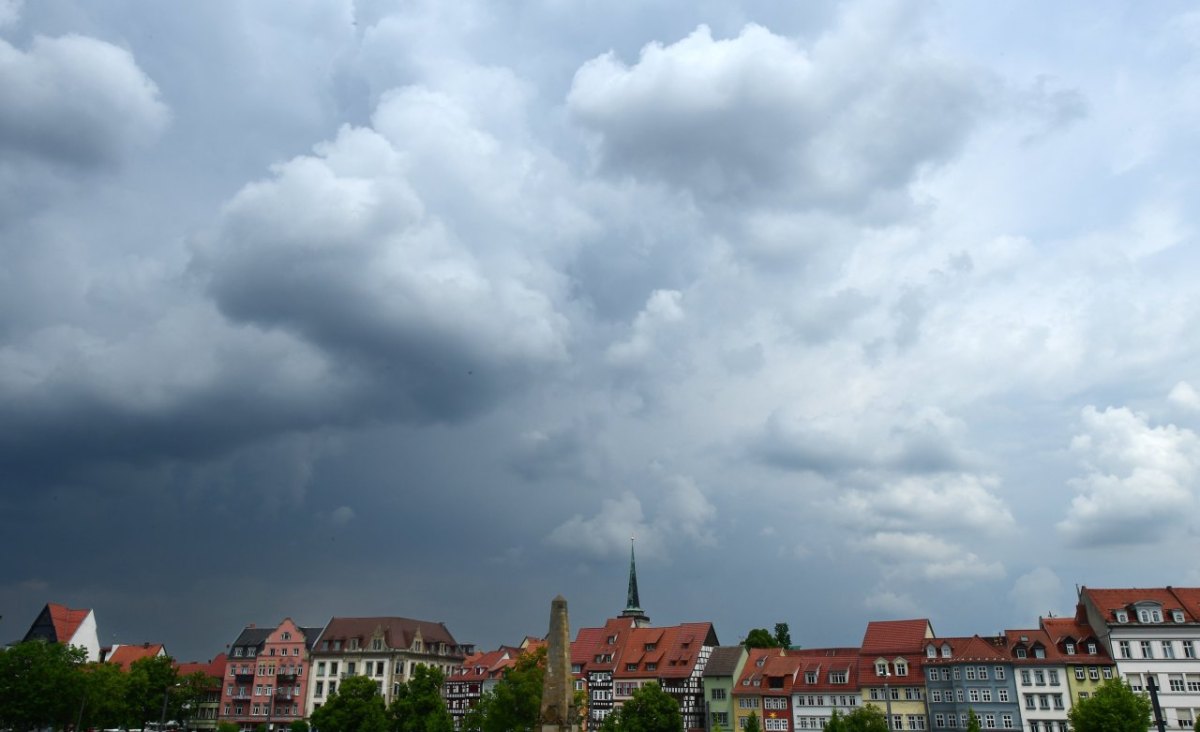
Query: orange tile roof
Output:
[[107, 643, 166, 671], [47, 603, 90, 644]]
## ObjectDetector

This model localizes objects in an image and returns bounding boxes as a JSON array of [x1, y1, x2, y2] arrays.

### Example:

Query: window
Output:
[[1033, 647, 1045, 659], [981, 689, 992, 702], [928, 668, 938, 681], [282, 632, 291, 640], [348, 662, 357, 675], [1065, 642, 1075, 655], [1048, 670, 1059, 686], [1087, 642, 1097, 654], [1170, 676, 1185, 692], [948, 715, 958, 729], [995, 666, 1005, 680], [895, 660, 908, 676], [928, 645, 937, 658], [1164, 641, 1176, 659], [1140, 609, 1151, 623], [1039, 694, 1050, 710], [372, 639, 383, 651], [890, 688, 899, 701], [969, 689, 980, 703], [1024, 694, 1035, 710], [646, 663, 657, 671], [805, 672, 817, 684], [876, 661, 888, 677], [966, 667, 977, 681], [935, 714, 945, 728], [764, 698, 787, 710], [1119, 640, 1131, 658], [956, 689, 964, 703], [1053, 694, 1064, 710], [953, 667, 961, 680], [1186, 641, 1197, 659], [941, 668, 950, 681], [1116, 610, 1128, 623], [979, 666, 989, 680], [1015, 648, 1027, 659], [998, 689, 1009, 703], [328, 681, 336, 695], [315, 681, 324, 697], [1174, 610, 1186, 623], [830, 671, 847, 684], [738, 698, 759, 709], [713, 712, 730, 727], [1034, 670, 1045, 686], [1141, 641, 1154, 658], [984, 714, 995, 729], [765, 719, 788, 731], [712, 689, 727, 700], [931, 690, 941, 703], [1180, 709, 1194, 728]]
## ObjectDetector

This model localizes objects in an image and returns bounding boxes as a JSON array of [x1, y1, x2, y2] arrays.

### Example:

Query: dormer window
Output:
[[1087, 642, 1097, 654], [332, 640, 341, 651], [1015, 648, 1027, 659], [1065, 642, 1076, 655], [372, 639, 383, 651], [829, 671, 847, 684], [645, 643, 656, 652], [927, 645, 936, 658], [806, 672, 817, 684], [282, 632, 291, 640], [1174, 610, 1186, 623], [607, 636, 617, 644], [941, 644, 952, 659], [1033, 646, 1045, 659], [876, 661, 888, 677], [1115, 610, 1128, 623], [757, 657, 766, 668], [349, 639, 359, 650], [894, 659, 908, 677], [1152, 610, 1163, 622]]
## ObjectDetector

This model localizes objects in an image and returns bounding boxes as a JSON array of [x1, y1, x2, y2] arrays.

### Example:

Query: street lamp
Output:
[[882, 668, 893, 732]]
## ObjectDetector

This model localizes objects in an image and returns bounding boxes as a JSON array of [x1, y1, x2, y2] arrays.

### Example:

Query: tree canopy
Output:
[[739, 711, 761, 732], [742, 629, 779, 649], [0, 639, 87, 731], [1068, 678, 1153, 732], [389, 664, 454, 732], [966, 709, 981, 732], [826, 706, 888, 732], [599, 683, 683, 732], [309, 674, 389, 732], [126, 654, 179, 729], [773, 623, 792, 649]]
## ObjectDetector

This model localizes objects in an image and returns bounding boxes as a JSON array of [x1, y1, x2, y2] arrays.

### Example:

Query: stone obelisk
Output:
[[540, 595, 577, 732]]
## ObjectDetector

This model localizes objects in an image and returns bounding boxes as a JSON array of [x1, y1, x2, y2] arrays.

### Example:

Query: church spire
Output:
[[619, 537, 650, 626]]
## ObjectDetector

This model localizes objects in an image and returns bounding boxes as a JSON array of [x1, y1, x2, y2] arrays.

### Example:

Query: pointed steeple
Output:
[[619, 537, 650, 626]]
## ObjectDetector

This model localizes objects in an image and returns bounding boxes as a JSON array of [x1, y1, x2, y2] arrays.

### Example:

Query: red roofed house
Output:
[[1079, 585, 1200, 730], [220, 618, 323, 732], [444, 637, 544, 729], [732, 648, 802, 732], [175, 653, 227, 731], [104, 642, 168, 671], [789, 648, 862, 730], [571, 542, 719, 732], [857, 619, 934, 732], [22, 602, 101, 662]]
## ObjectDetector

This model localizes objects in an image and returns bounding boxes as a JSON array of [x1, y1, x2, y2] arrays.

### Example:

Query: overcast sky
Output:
[[3, 0, 1200, 662]]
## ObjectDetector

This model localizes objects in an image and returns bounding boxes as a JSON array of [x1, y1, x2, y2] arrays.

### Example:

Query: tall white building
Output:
[[1080, 586, 1200, 730]]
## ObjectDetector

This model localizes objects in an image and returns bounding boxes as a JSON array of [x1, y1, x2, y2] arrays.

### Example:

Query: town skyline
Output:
[[4, 0, 1200, 667]]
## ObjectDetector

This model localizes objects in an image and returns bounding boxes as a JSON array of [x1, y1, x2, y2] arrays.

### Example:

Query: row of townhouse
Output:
[[218, 615, 474, 732], [701, 585, 1200, 732], [20, 580, 1200, 732]]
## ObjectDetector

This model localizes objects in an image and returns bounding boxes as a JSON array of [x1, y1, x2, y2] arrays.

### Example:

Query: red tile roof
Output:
[[47, 603, 90, 644], [860, 619, 933, 655], [175, 653, 227, 687], [790, 649, 860, 693], [107, 643, 166, 671], [923, 636, 1007, 664], [1082, 587, 1198, 624], [1037, 619, 1113, 663]]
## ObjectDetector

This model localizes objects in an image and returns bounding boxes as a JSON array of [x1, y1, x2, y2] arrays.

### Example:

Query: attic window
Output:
[[1015, 648, 1027, 659], [626, 664, 637, 671], [1087, 643, 1096, 654], [1065, 643, 1075, 655], [607, 636, 617, 644], [1033, 647, 1045, 659], [894, 660, 908, 676], [372, 639, 383, 651], [1115, 610, 1128, 623], [769, 677, 783, 689], [927, 646, 936, 658], [941, 644, 952, 659], [1175, 610, 1186, 623], [645, 644, 656, 652], [829, 671, 847, 684], [805, 672, 817, 684], [282, 632, 292, 640], [876, 661, 888, 677], [757, 658, 766, 668]]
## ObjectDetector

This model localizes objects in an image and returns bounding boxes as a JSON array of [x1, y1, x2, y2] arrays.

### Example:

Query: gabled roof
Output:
[[1037, 619, 1113, 663], [175, 653, 227, 686], [449, 647, 519, 682], [703, 646, 747, 678], [790, 649, 860, 693], [24, 603, 91, 645], [316, 616, 460, 652], [572, 617, 638, 673], [106, 643, 166, 671], [733, 648, 808, 696], [860, 619, 933, 655]]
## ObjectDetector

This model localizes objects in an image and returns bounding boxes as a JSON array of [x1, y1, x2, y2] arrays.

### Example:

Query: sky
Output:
[[2, 0, 1200, 663]]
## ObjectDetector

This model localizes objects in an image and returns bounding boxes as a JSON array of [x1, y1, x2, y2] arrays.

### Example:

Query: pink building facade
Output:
[[219, 618, 323, 732]]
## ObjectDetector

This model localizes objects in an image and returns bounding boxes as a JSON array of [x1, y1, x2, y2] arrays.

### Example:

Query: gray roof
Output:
[[703, 645, 746, 677], [230, 627, 272, 649]]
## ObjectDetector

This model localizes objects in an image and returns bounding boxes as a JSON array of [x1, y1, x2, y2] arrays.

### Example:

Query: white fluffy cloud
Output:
[[859, 531, 1004, 582], [606, 289, 685, 366], [0, 34, 168, 168], [569, 9, 982, 213], [1058, 405, 1200, 546]]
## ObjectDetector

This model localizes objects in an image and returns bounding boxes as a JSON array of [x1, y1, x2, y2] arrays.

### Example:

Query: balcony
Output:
[[275, 689, 296, 700], [277, 671, 298, 681], [234, 669, 255, 679]]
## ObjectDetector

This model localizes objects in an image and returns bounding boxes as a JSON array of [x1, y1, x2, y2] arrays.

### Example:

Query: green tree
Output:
[[389, 664, 453, 732], [773, 624, 792, 650], [742, 629, 779, 649], [217, 722, 240, 732], [0, 639, 88, 731], [126, 655, 179, 730], [310, 674, 389, 732], [740, 711, 761, 732], [829, 706, 887, 732], [598, 682, 682, 732], [79, 661, 130, 730], [290, 720, 311, 732], [966, 709, 982, 732], [1068, 678, 1152, 732], [174, 669, 214, 728], [463, 647, 545, 732]]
